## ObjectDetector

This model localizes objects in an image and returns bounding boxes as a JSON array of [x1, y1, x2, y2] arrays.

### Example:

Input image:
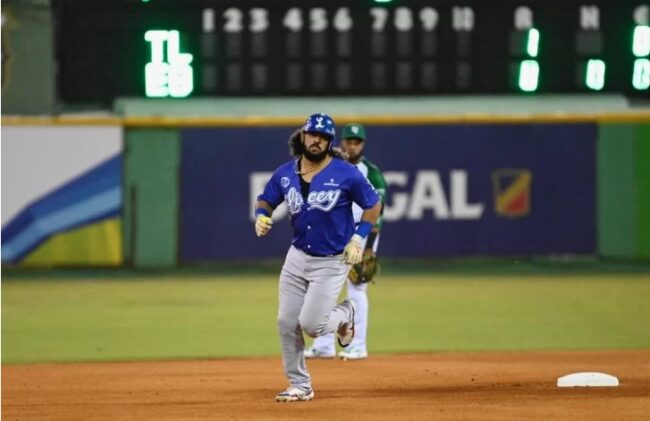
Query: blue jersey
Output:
[[258, 158, 380, 256]]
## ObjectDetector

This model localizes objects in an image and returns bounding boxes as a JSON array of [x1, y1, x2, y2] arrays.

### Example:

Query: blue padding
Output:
[[1, 155, 122, 263]]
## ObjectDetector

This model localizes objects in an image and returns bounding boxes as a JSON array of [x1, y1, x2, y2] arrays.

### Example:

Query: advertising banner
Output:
[[1, 126, 123, 265], [180, 124, 596, 261]]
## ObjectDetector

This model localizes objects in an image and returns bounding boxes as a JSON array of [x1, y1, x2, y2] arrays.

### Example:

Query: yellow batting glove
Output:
[[342, 234, 363, 264], [255, 215, 273, 237]]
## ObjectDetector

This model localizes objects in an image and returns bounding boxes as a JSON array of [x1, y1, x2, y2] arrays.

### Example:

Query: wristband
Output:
[[355, 221, 373, 238], [255, 208, 270, 218]]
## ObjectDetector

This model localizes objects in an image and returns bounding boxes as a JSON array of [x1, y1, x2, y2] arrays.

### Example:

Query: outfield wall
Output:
[[180, 124, 596, 261], [1, 125, 123, 266], [2, 116, 649, 266], [598, 123, 650, 260]]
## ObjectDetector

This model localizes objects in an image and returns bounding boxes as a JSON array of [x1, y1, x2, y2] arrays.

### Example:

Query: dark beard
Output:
[[303, 148, 328, 163], [347, 153, 362, 164]]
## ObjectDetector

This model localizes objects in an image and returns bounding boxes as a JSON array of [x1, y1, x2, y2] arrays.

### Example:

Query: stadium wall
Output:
[[1, 125, 123, 266], [122, 129, 180, 267], [180, 124, 596, 261], [634, 124, 650, 259], [2, 117, 648, 266], [598, 123, 650, 260]]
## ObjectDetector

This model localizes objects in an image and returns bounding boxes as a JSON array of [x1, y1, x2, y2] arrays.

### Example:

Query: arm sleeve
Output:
[[350, 169, 380, 210], [367, 166, 387, 204], [366, 165, 387, 229], [257, 171, 284, 209]]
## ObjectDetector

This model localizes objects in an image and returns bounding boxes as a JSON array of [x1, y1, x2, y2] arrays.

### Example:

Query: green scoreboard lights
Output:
[[54, 0, 650, 103], [633, 25, 650, 56], [144, 30, 194, 98], [526, 28, 540, 58], [632, 25, 650, 90], [519, 60, 540, 92], [633, 59, 650, 90], [515, 28, 540, 92], [585, 59, 606, 91]]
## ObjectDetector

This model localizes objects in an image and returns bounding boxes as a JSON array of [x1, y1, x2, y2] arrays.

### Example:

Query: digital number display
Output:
[[53, 0, 649, 103]]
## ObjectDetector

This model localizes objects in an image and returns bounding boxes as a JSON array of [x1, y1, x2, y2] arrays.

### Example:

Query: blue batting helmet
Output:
[[302, 113, 336, 141]]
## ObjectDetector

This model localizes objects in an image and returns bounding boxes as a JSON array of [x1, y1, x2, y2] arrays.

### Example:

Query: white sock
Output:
[[311, 333, 335, 353]]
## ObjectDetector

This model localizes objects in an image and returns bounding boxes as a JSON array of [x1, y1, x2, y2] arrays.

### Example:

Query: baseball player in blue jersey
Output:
[[255, 113, 381, 402]]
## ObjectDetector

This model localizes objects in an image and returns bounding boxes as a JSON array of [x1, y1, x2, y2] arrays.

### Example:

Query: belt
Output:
[[300, 248, 343, 258]]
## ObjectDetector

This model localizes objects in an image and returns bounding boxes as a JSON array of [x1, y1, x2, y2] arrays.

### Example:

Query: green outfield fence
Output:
[[598, 122, 650, 260]]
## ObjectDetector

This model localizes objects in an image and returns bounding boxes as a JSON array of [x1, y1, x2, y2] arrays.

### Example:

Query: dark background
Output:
[[53, 0, 645, 103]]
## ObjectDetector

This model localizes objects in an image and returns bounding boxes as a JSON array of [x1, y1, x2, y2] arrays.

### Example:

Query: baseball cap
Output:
[[342, 124, 366, 141]]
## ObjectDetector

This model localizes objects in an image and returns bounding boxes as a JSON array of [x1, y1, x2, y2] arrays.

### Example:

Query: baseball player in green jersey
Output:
[[305, 123, 387, 360]]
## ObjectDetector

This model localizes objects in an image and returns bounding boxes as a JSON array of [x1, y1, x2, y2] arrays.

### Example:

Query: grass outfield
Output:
[[3, 274, 650, 364]]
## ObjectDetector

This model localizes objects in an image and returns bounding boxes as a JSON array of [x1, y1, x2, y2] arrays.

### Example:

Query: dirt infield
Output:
[[3, 350, 650, 420]]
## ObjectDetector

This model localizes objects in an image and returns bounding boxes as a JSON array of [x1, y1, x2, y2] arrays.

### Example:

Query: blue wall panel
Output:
[[180, 124, 596, 261]]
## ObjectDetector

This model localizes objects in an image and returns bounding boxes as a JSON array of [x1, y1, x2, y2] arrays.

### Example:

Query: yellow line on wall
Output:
[[1, 116, 123, 126], [3, 111, 650, 127]]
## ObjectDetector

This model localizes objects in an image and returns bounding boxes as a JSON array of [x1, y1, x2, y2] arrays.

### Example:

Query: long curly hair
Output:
[[288, 129, 349, 160], [288, 129, 304, 157]]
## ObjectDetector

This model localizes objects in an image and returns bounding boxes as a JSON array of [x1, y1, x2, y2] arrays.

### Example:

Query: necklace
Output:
[[296, 156, 329, 176]]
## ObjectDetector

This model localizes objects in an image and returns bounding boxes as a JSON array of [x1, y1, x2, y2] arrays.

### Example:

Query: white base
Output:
[[557, 372, 619, 387]]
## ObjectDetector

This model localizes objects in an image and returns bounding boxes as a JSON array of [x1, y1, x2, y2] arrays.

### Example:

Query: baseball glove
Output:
[[348, 251, 379, 285]]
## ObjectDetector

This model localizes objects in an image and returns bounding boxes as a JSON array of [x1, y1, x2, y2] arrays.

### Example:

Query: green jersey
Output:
[[353, 157, 387, 229]]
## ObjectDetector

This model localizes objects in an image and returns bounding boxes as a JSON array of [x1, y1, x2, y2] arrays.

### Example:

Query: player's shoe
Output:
[[275, 387, 315, 402], [338, 347, 368, 360], [304, 346, 336, 359], [336, 299, 356, 348]]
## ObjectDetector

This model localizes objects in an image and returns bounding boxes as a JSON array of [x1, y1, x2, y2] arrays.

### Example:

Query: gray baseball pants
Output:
[[277, 245, 353, 389]]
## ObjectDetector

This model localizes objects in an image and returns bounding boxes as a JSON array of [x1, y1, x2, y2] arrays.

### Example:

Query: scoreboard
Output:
[[54, 0, 649, 102]]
